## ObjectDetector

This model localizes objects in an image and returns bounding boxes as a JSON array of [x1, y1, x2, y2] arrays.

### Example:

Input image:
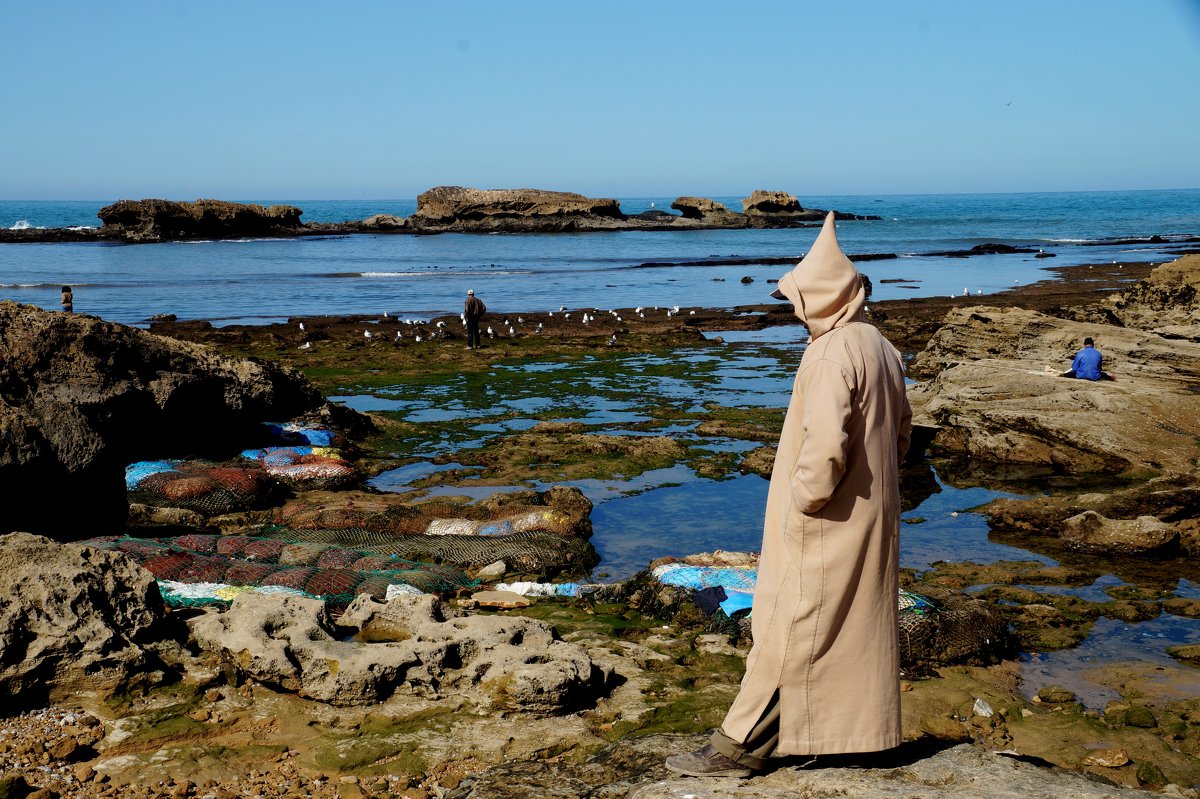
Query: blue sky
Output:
[[2, 1, 1198, 199]]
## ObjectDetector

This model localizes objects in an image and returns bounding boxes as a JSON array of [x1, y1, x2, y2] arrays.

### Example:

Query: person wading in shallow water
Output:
[[60, 285, 73, 313], [666, 212, 912, 778], [464, 289, 486, 349]]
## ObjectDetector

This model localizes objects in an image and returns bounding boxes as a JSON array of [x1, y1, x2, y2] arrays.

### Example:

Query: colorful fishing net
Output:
[[240, 446, 359, 489], [126, 460, 275, 515], [85, 534, 477, 613]]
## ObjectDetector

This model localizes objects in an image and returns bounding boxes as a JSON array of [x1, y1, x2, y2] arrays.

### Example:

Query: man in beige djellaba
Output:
[[667, 212, 912, 777]]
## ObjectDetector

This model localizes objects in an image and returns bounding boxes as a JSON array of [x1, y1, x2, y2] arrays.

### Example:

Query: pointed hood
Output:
[[773, 212, 866, 340]]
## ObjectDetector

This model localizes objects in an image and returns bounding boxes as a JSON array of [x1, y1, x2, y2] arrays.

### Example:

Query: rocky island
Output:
[[0, 188, 880, 243]]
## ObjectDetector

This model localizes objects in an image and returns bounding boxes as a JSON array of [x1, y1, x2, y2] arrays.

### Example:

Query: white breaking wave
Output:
[[355, 269, 534, 278], [10, 220, 35, 230]]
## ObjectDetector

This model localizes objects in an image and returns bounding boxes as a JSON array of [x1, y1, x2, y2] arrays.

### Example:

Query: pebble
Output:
[[1082, 747, 1130, 768]]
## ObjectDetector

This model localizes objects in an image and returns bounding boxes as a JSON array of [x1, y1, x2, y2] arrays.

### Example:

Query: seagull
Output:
[[565, 313, 571, 320], [1004, 100, 1013, 107], [963, 287, 969, 296], [299, 341, 311, 350], [607, 334, 617, 346], [638, 312, 645, 319], [487, 326, 494, 337], [689, 310, 696, 316], [383, 311, 389, 318], [615, 315, 623, 322], [536, 322, 544, 332], [976, 289, 983, 295], [508, 325, 516, 336], [395, 330, 402, 339], [672, 305, 680, 313], [436, 320, 446, 328], [635, 306, 643, 314], [517, 316, 524, 323], [363, 330, 373, 339], [298, 322, 305, 331], [414, 335, 422, 343], [559, 305, 566, 312]]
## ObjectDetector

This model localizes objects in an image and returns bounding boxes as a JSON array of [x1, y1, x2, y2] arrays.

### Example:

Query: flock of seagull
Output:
[[297, 304, 698, 350]]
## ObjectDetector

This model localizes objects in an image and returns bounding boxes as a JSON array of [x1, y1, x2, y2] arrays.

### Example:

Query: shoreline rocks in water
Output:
[[0, 188, 881, 243]]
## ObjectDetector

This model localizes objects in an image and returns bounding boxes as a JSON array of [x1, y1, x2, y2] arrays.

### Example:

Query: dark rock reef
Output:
[[0, 301, 326, 531], [97, 198, 305, 243]]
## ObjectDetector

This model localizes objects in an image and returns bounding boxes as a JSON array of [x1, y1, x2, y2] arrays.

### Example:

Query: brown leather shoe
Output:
[[664, 744, 753, 778]]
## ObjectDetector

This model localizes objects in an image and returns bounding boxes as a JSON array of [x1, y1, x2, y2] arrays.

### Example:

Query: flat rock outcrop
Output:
[[410, 186, 624, 232], [0, 533, 166, 708], [188, 592, 612, 710], [742, 189, 807, 216], [0, 302, 325, 531], [906, 303, 1200, 474], [97, 199, 304, 243]]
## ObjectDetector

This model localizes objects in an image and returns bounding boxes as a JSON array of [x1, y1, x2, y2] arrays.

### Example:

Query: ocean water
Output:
[[1, 189, 1197, 325]]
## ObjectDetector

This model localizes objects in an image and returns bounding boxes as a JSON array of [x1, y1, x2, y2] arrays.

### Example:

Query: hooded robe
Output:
[[720, 212, 912, 755]]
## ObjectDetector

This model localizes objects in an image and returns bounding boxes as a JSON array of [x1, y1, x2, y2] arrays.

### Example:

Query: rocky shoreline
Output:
[[2, 256, 1200, 797]]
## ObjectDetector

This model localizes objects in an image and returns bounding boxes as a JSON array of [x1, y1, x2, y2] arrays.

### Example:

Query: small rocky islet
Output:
[[1, 253, 1200, 797]]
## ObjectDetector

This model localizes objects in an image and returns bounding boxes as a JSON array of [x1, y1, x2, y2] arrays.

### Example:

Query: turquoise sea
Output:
[[1, 189, 1197, 325]]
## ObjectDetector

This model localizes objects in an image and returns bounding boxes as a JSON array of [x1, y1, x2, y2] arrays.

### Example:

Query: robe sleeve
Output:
[[790, 359, 854, 514]]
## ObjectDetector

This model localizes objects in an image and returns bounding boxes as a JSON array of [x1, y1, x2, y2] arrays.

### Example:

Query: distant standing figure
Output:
[[464, 289, 486, 349], [1069, 337, 1103, 380], [60, 285, 73, 313]]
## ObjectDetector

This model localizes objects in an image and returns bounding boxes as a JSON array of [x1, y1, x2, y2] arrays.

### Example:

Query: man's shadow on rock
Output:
[[769, 738, 962, 772]]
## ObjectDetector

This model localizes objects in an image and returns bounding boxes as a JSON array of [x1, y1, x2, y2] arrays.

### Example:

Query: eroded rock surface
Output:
[[1059, 510, 1180, 554], [411, 186, 624, 232], [0, 302, 325, 531], [0, 533, 166, 707], [97, 199, 304, 243], [187, 592, 612, 710], [670, 196, 744, 226], [907, 305, 1200, 474], [1114, 254, 1200, 337]]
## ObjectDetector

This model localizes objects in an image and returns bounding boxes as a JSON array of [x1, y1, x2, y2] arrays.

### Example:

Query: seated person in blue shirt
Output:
[[1067, 337, 1104, 380]]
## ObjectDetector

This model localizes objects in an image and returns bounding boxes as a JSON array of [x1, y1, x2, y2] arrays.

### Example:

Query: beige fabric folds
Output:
[[720, 212, 912, 755]]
